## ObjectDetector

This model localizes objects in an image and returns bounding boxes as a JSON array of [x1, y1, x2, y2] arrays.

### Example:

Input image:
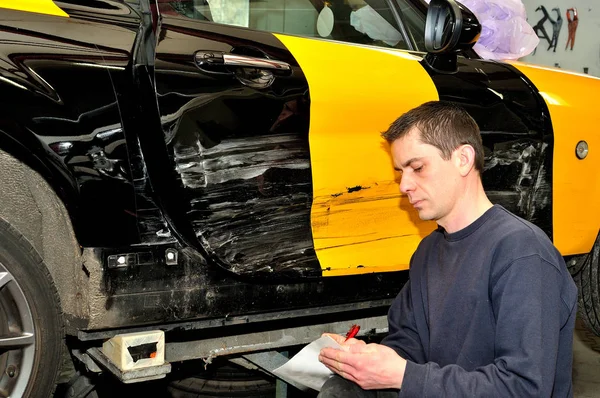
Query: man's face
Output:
[[390, 128, 461, 224]]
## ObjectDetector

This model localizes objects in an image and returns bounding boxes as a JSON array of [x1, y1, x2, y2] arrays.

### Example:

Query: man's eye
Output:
[[414, 166, 423, 172]]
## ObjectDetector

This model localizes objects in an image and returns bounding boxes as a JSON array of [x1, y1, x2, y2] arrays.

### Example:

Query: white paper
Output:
[[273, 335, 342, 391]]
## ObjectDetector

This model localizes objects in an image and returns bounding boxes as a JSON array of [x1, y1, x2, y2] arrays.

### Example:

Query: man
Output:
[[318, 101, 577, 397]]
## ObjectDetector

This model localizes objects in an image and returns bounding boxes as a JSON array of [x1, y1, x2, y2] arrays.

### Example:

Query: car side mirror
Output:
[[424, 0, 481, 73]]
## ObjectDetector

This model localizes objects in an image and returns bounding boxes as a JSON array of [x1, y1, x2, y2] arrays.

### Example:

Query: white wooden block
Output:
[[102, 330, 165, 371]]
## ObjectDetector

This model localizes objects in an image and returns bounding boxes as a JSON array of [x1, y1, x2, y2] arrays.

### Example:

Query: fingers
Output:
[[319, 348, 361, 372], [320, 347, 343, 359], [322, 333, 345, 344], [322, 333, 366, 346], [319, 348, 345, 367], [320, 343, 407, 391], [319, 350, 354, 377], [320, 343, 365, 365]]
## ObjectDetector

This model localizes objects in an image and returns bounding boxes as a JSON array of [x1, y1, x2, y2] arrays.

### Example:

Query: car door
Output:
[[154, 0, 551, 280], [154, 0, 441, 279]]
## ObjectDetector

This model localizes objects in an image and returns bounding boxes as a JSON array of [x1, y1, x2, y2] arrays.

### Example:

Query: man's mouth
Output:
[[411, 200, 423, 207]]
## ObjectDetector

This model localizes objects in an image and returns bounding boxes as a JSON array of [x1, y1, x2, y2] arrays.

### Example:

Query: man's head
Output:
[[382, 101, 484, 172], [382, 101, 485, 226]]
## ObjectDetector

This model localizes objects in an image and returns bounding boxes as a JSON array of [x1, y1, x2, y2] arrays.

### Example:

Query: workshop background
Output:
[[521, 0, 599, 76]]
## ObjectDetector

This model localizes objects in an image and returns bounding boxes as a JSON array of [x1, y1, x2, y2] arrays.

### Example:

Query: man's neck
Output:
[[438, 181, 493, 234]]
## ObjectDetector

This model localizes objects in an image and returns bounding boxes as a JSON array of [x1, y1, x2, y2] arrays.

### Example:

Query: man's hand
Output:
[[319, 334, 407, 390], [323, 333, 365, 346]]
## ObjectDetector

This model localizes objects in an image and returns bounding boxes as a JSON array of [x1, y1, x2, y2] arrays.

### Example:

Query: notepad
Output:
[[272, 335, 342, 391]]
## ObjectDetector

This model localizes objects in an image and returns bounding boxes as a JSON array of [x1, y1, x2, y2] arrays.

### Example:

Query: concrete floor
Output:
[[573, 317, 600, 397]]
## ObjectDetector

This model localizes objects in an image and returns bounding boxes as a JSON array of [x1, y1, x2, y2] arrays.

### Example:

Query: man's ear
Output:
[[455, 145, 476, 177]]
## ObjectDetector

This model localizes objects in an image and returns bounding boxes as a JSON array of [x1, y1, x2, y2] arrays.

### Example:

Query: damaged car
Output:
[[0, 0, 598, 395]]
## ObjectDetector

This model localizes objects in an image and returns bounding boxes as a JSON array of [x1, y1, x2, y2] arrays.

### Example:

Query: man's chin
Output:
[[416, 209, 434, 221]]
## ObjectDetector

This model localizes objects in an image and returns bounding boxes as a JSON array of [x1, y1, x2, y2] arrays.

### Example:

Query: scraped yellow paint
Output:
[[274, 34, 438, 276], [1, 0, 68, 17], [510, 61, 600, 255]]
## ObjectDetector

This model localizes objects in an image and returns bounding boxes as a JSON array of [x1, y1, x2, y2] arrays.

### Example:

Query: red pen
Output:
[[345, 324, 360, 341]]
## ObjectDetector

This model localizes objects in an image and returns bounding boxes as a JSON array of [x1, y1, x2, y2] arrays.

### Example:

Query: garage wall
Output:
[[520, 0, 600, 77]]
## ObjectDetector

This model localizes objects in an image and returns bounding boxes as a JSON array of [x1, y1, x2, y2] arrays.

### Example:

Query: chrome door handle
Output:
[[222, 54, 291, 72], [195, 51, 291, 74]]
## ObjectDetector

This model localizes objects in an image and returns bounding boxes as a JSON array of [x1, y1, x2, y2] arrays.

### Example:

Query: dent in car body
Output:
[[155, 18, 321, 277], [508, 62, 600, 256], [422, 58, 553, 239], [0, 4, 176, 246]]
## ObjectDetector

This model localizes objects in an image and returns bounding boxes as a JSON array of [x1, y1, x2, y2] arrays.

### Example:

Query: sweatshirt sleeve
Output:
[[399, 255, 564, 397], [381, 280, 427, 364]]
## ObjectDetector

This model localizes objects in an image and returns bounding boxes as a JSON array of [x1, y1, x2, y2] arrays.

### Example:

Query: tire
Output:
[[168, 361, 276, 398], [0, 219, 63, 397], [574, 233, 600, 336]]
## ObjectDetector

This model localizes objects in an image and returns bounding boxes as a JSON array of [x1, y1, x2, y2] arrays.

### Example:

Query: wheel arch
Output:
[[0, 147, 89, 333], [0, 122, 79, 202]]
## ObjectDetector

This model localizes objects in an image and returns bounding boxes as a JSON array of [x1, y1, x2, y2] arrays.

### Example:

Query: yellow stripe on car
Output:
[[510, 61, 600, 256], [275, 34, 438, 276], [1, 0, 68, 17]]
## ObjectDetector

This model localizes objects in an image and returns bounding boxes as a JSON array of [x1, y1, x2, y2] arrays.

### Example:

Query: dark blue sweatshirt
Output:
[[382, 205, 577, 397]]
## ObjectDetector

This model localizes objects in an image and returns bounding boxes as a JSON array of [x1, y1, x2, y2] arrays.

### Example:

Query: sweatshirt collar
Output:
[[439, 205, 502, 242]]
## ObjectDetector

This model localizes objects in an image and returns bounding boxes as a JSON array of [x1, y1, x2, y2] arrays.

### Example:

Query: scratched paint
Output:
[[158, 83, 317, 276], [174, 134, 310, 188], [347, 185, 370, 193], [483, 140, 550, 224], [152, 18, 323, 277], [426, 58, 554, 239], [179, 133, 318, 276]]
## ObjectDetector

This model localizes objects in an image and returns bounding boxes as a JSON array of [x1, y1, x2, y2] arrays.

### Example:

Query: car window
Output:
[[394, 0, 426, 51], [157, 0, 413, 50]]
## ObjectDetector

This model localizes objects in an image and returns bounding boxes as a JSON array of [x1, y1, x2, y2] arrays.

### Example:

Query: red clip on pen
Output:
[[345, 324, 360, 341]]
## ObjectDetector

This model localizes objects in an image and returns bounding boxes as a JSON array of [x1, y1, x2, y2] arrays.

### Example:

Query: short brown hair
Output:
[[382, 101, 485, 172]]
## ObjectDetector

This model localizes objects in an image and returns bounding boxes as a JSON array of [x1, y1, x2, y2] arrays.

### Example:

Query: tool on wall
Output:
[[532, 5, 551, 54], [566, 8, 578, 51], [549, 7, 562, 52]]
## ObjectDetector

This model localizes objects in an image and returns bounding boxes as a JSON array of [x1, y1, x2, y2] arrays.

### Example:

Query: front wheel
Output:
[[0, 219, 63, 396], [573, 233, 600, 336]]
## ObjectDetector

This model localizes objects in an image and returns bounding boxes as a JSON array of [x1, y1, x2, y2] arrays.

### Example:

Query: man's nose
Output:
[[399, 173, 414, 194]]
